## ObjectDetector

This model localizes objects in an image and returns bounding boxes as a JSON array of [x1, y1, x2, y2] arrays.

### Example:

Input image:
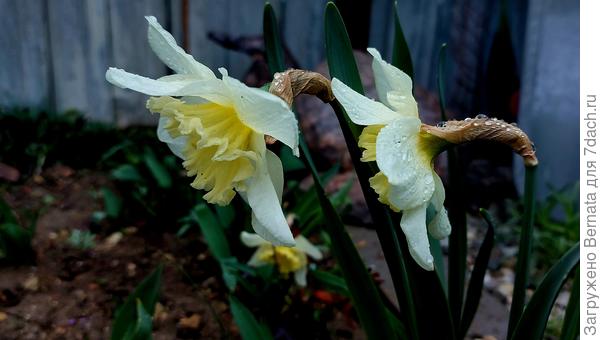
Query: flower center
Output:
[[147, 97, 261, 205], [256, 245, 307, 274]]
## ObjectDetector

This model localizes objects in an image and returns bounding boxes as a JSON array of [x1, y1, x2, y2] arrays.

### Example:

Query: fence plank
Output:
[[0, 0, 51, 110], [108, 0, 168, 126]]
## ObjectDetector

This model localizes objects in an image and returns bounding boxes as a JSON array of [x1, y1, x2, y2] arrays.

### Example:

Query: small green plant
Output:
[[67, 229, 96, 250], [0, 196, 36, 265], [111, 265, 163, 340]]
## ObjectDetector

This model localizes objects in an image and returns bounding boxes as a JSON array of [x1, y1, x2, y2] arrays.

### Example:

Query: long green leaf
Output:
[[122, 299, 153, 340], [437, 43, 448, 120], [300, 137, 398, 339], [112, 265, 163, 340], [324, 2, 364, 94], [460, 209, 496, 338], [0, 196, 18, 225], [191, 202, 231, 260], [229, 295, 273, 340], [143, 147, 172, 189], [312, 270, 351, 296], [101, 187, 122, 219], [263, 3, 285, 74], [560, 268, 579, 340], [391, 1, 414, 80], [508, 166, 538, 336], [511, 242, 580, 340]]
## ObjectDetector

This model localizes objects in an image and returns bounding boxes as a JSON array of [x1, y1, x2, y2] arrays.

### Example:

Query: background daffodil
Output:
[[331, 48, 451, 271], [240, 231, 323, 286], [105, 16, 299, 247]]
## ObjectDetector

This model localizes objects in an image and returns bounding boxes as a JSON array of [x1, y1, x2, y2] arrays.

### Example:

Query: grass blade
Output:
[[460, 209, 496, 338], [508, 165, 537, 336], [560, 268, 579, 340], [229, 295, 273, 340], [143, 147, 172, 189], [392, 1, 414, 80], [510, 242, 580, 340], [111, 265, 163, 340]]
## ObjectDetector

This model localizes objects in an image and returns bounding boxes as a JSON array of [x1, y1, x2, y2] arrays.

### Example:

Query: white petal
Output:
[[331, 78, 400, 125], [376, 118, 435, 210], [427, 173, 451, 239], [145, 16, 215, 78], [240, 231, 269, 248], [400, 204, 434, 271], [246, 150, 295, 246], [294, 235, 323, 260], [157, 116, 187, 159], [294, 266, 308, 287], [222, 74, 299, 156], [247, 248, 269, 267], [105, 68, 232, 105], [367, 48, 418, 116]]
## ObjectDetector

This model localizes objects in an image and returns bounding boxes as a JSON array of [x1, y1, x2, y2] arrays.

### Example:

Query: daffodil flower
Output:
[[331, 48, 451, 271], [240, 231, 323, 286], [105, 16, 299, 246]]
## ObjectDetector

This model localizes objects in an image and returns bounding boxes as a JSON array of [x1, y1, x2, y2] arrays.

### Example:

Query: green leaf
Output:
[[437, 43, 448, 120], [508, 166, 537, 336], [392, 1, 414, 80], [312, 270, 350, 296], [560, 268, 579, 340], [0, 196, 17, 225], [111, 164, 143, 182], [111, 265, 163, 340], [190, 202, 231, 260], [122, 299, 153, 340], [229, 295, 273, 340], [429, 236, 446, 293], [0, 222, 34, 264], [510, 242, 580, 340], [324, 2, 363, 93], [215, 204, 235, 229], [279, 145, 305, 173], [101, 187, 122, 219], [460, 209, 496, 338], [263, 3, 285, 74], [143, 147, 172, 189]]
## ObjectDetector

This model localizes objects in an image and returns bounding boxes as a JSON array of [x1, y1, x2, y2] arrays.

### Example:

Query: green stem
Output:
[[507, 165, 537, 337], [447, 148, 467, 331]]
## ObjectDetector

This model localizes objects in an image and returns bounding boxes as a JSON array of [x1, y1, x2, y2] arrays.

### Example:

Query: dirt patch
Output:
[[0, 165, 234, 339]]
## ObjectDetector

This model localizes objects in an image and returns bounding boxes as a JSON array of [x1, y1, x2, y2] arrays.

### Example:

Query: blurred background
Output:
[[0, 0, 579, 200], [0, 0, 580, 338]]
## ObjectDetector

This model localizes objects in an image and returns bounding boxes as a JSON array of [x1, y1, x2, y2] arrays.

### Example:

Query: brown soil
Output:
[[0, 165, 236, 339]]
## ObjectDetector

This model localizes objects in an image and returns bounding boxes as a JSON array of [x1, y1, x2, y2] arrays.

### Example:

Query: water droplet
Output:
[[465, 117, 472, 121], [484, 121, 492, 126], [506, 128, 511, 132], [531, 143, 536, 151], [491, 118, 498, 121], [436, 121, 447, 127], [501, 124, 506, 128], [476, 114, 488, 119], [474, 123, 479, 126], [510, 122, 518, 127]]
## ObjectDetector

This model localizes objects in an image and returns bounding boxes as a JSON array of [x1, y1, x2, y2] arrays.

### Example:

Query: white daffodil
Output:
[[331, 48, 451, 271], [240, 231, 323, 286], [105, 16, 299, 246]]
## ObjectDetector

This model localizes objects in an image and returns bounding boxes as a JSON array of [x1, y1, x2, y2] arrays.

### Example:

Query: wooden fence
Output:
[[0, 0, 460, 125]]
